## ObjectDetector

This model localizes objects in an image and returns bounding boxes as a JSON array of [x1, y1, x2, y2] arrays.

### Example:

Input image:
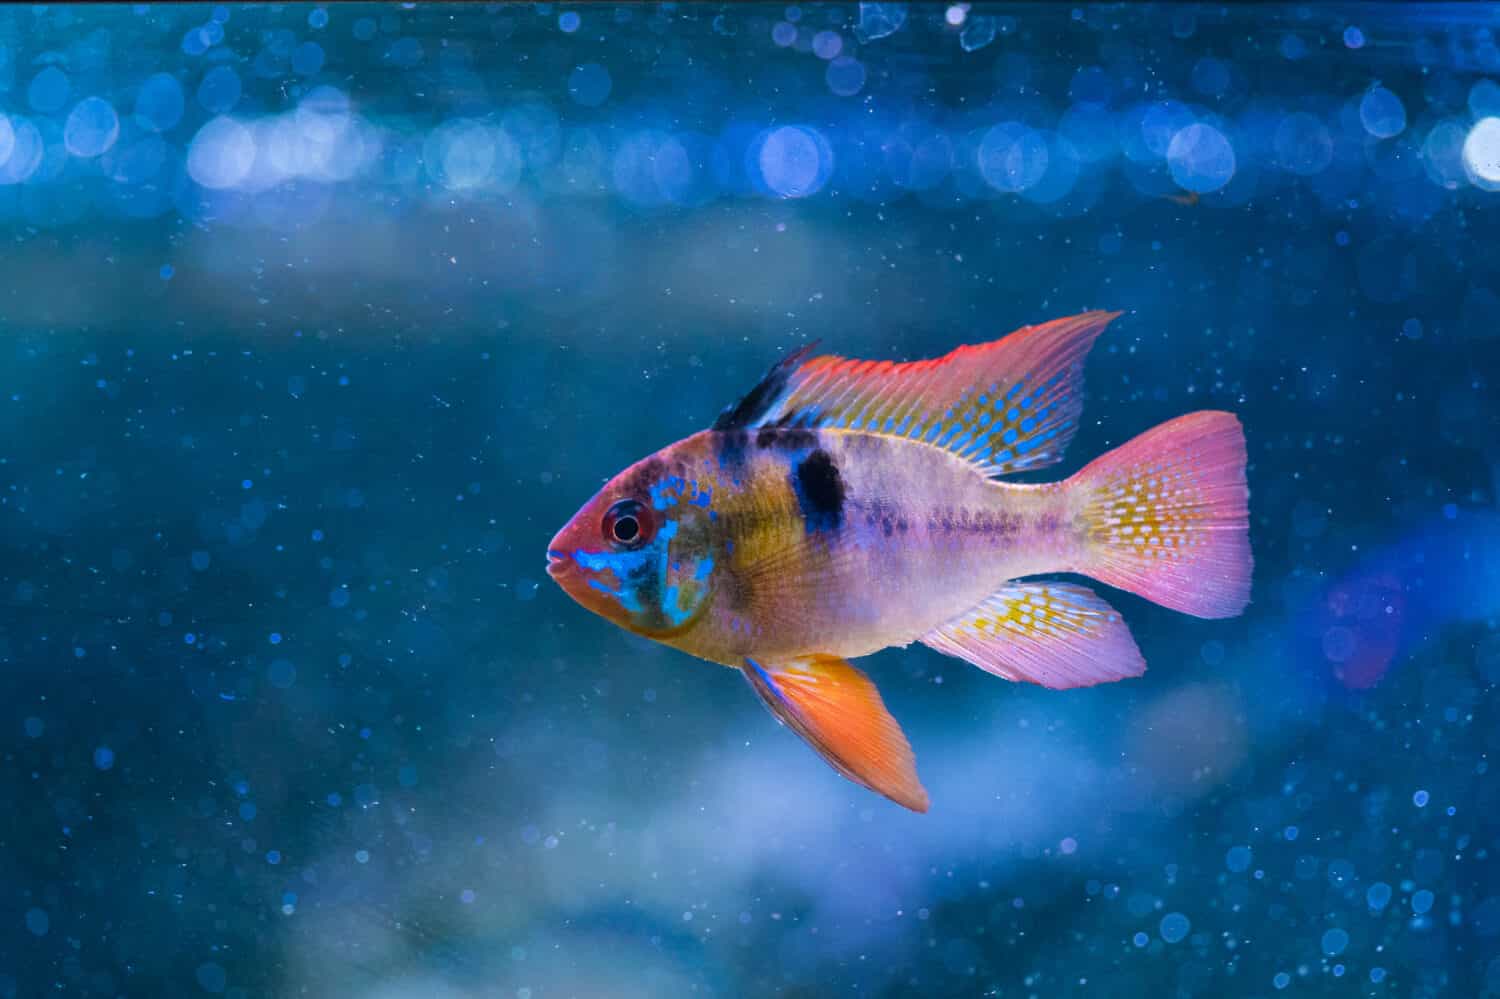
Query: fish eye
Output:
[[603, 499, 651, 549]]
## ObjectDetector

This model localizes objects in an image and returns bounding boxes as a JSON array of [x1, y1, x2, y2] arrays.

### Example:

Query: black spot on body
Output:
[[715, 430, 750, 471], [792, 448, 845, 534], [756, 427, 817, 450]]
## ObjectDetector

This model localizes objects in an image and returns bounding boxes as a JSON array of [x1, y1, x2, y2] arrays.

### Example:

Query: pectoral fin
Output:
[[742, 654, 929, 813]]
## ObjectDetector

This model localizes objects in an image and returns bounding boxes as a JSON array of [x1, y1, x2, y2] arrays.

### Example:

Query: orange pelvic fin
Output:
[[743, 654, 929, 813]]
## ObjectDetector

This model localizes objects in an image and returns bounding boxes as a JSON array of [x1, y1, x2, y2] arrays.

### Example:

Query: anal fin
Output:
[[921, 582, 1145, 690], [742, 654, 929, 813]]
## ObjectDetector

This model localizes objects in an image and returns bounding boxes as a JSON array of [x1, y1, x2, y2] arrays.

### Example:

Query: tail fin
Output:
[[1070, 411, 1251, 618]]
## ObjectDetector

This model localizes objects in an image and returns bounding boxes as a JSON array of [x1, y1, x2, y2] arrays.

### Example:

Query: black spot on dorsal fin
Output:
[[792, 448, 845, 533], [712, 341, 820, 431]]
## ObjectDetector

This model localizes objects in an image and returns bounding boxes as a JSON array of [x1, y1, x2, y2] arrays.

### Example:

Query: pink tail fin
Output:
[[1070, 411, 1252, 619]]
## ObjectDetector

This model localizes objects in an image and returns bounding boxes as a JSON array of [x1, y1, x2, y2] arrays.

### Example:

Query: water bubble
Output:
[[63, 97, 119, 158], [1225, 845, 1252, 872], [93, 746, 115, 770], [856, 2, 907, 43], [1273, 971, 1291, 990], [24, 908, 48, 937], [195, 962, 227, 994], [268, 658, 296, 689], [558, 11, 580, 33], [826, 57, 866, 97], [355, 848, 370, 863], [1463, 117, 1500, 190], [977, 122, 1048, 192], [1344, 25, 1365, 49], [1412, 889, 1434, 914], [135, 73, 185, 133], [187, 116, 255, 189], [1191, 57, 1231, 97], [567, 63, 612, 107], [27, 67, 70, 114], [293, 41, 326, 76], [1159, 912, 1191, 943], [1132, 931, 1149, 947], [308, 7, 329, 29], [1413, 789, 1429, 807], [771, 22, 797, 47], [1359, 87, 1406, 139], [757, 125, 832, 198], [196, 65, 241, 114], [1321, 927, 1349, 956], [1367, 881, 1392, 910], [1274, 113, 1332, 175], [960, 16, 996, 53], [812, 30, 843, 60], [1167, 123, 1236, 192]]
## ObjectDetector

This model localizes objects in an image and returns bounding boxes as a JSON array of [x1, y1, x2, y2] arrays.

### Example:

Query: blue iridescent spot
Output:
[[1001, 428, 1019, 445], [1020, 417, 1036, 433], [1006, 407, 1020, 422]]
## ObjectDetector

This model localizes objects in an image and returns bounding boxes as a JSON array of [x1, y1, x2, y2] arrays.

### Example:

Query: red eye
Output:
[[602, 499, 653, 549]]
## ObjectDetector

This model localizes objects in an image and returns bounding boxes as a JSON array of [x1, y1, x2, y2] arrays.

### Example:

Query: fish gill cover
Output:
[[0, 3, 1497, 998]]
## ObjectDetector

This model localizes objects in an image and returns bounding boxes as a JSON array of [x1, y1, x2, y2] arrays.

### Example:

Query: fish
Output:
[[546, 311, 1252, 812]]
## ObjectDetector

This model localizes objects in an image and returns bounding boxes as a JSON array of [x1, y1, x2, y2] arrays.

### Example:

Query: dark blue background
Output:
[[1, 4, 1497, 996]]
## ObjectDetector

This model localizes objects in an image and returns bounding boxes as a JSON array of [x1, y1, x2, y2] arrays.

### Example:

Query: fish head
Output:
[[547, 439, 720, 639]]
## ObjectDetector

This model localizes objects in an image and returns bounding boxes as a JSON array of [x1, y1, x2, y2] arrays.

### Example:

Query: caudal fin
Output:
[[1070, 411, 1251, 618]]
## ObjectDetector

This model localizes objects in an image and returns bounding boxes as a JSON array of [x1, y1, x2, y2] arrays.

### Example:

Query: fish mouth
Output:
[[545, 548, 569, 578]]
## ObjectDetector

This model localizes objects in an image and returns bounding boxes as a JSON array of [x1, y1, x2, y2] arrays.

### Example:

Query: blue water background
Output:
[[1, 3, 1498, 996]]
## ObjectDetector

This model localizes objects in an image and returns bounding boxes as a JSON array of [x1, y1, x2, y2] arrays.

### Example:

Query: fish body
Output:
[[547, 312, 1252, 812]]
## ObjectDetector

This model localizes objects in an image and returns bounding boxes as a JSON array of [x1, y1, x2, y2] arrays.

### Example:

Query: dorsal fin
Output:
[[715, 311, 1119, 478]]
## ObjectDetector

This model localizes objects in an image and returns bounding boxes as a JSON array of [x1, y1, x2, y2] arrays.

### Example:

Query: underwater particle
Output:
[[27, 66, 70, 114], [1059, 836, 1078, 855], [93, 746, 115, 770], [1401, 318, 1423, 340], [187, 116, 255, 189], [1281, 33, 1308, 60], [308, 7, 328, 29], [1167, 123, 1236, 193], [265, 849, 280, 864], [1159, 912, 1191, 943], [558, 10, 580, 33], [461, 889, 476, 904], [1462, 117, 1500, 189], [195, 962, 227, 994], [293, 41, 326, 76], [812, 30, 842, 59], [23, 717, 43, 738], [353, 16, 376, 40], [1370, 967, 1386, 983], [1225, 845, 1252, 872], [135, 73, 185, 133], [1360, 87, 1406, 139], [1344, 25, 1365, 49], [1284, 825, 1299, 841], [63, 97, 120, 157], [1367, 881, 1392, 910], [1132, 931, 1149, 947], [855, 1, 907, 43], [190, 550, 210, 571], [1273, 971, 1290, 989], [355, 849, 370, 863], [771, 21, 796, 46], [567, 62, 611, 107], [826, 56, 866, 97], [945, 4, 965, 26], [269, 632, 282, 645], [268, 658, 296, 689], [1412, 889, 1434, 914], [1413, 788, 1429, 807], [24, 908, 48, 937], [1321, 927, 1349, 956]]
